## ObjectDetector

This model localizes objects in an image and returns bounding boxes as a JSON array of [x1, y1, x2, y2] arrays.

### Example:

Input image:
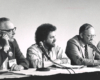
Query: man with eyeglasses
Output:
[[0, 17, 29, 71], [65, 23, 100, 66]]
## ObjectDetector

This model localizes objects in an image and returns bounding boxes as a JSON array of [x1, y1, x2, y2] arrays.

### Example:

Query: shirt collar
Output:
[[80, 40, 85, 48]]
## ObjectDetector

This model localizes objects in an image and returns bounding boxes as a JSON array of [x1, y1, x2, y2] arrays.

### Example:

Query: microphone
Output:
[[39, 41, 76, 74], [39, 41, 51, 60], [86, 42, 97, 67], [36, 41, 50, 71], [88, 42, 100, 54]]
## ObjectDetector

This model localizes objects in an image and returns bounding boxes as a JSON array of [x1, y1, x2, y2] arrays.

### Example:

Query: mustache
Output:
[[53, 39, 56, 43]]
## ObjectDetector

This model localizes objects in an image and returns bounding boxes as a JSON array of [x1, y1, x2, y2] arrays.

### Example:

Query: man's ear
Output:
[[79, 33, 83, 39]]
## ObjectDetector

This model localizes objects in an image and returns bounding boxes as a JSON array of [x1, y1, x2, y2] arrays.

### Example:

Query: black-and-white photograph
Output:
[[0, 0, 100, 80]]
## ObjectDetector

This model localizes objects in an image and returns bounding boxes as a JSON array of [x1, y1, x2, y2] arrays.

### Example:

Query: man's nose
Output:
[[90, 37, 94, 41], [12, 30, 15, 35], [91, 35, 96, 39], [90, 35, 96, 40], [54, 38, 56, 42]]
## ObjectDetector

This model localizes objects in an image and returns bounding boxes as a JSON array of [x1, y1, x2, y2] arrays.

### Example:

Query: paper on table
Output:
[[90, 65, 100, 68], [0, 69, 9, 74], [10, 68, 36, 75], [56, 64, 85, 69]]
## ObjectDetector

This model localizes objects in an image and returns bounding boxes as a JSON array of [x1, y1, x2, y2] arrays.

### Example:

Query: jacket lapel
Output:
[[87, 45, 94, 59], [73, 36, 85, 58]]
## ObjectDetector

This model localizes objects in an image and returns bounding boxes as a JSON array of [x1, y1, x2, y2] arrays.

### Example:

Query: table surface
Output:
[[1, 65, 100, 79]]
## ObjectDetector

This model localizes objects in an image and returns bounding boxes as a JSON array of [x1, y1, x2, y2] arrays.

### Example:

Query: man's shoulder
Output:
[[68, 35, 80, 45], [27, 44, 43, 55], [27, 44, 41, 52], [28, 44, 39, 50]]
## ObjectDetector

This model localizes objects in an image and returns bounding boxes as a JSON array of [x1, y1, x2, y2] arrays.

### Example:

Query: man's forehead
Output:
[[48, 31, 56, 36], [0, 21, 14, 30], [84, 27, 95, 34]]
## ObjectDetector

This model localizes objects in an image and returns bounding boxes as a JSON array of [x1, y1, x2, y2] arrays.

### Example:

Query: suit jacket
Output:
[[0, 38, 29, 69], [26, 44, 70, 68], [65, 35, 100, 66]]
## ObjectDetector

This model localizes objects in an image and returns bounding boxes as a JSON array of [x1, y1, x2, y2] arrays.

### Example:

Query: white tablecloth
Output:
[[1, 65, 100, 79]]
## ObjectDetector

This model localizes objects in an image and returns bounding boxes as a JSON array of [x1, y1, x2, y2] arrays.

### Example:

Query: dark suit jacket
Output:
[[65, 35, 100, 66], [0, 38, 29, 69]]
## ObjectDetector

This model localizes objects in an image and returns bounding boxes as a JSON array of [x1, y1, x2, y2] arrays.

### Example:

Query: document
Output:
[[56, 64, 85, 69]]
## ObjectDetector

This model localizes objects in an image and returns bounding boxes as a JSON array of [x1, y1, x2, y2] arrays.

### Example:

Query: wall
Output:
[[0, 0, 100, 57]]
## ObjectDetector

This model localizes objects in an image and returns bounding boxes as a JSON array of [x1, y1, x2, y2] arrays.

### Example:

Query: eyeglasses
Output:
[[84, 34, 96, 38], [0, 27, 16, 32]]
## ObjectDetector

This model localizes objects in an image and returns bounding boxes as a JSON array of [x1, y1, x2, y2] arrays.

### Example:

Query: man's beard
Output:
[[46, 42, 55, 49]]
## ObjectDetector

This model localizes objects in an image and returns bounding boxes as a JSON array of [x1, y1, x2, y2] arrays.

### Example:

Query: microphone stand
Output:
[[37, 41, 76, 73], [36, 48, 50, 71], [88, 43, 100, 54]]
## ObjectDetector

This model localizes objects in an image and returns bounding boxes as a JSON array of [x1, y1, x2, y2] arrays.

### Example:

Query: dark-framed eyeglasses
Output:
[[84, 33, 96, 39], [0, 27, 16, 32], [87, 35, 96, 38]]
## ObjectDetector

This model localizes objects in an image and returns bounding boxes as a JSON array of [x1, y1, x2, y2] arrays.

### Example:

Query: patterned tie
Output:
[[85, 45, 88, 58]]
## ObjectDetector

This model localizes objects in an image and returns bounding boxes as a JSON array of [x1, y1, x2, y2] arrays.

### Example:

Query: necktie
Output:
[[85, 45, 88, 58]]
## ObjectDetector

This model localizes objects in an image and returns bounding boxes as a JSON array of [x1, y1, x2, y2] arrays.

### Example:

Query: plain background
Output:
[[0, 0, 100, 57]]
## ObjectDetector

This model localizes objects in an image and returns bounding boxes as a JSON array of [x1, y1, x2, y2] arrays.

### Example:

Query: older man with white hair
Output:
[[0, 17, 29, 71]]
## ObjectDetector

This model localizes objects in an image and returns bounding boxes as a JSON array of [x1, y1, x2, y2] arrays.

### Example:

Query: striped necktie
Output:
[[85, 45, 88, 58]]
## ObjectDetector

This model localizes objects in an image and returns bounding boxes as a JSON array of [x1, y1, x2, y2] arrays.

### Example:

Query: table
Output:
[[1, 65, 100, 80]]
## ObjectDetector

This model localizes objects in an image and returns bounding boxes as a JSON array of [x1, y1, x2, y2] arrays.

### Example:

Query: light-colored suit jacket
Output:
[[65, 35, 100, 66], [27, 44, 70, 68]]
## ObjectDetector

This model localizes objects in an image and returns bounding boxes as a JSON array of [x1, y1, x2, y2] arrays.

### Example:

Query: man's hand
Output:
[[54, 58, 70, 64], [10, 64, 24, 71], [4, 45, 10, 53], [54, 59, 62, 64], [2, 32, 10, 41], [2, 33, 10, 53], [61, 58, 70, 64], [36, 59, 42, 68]]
